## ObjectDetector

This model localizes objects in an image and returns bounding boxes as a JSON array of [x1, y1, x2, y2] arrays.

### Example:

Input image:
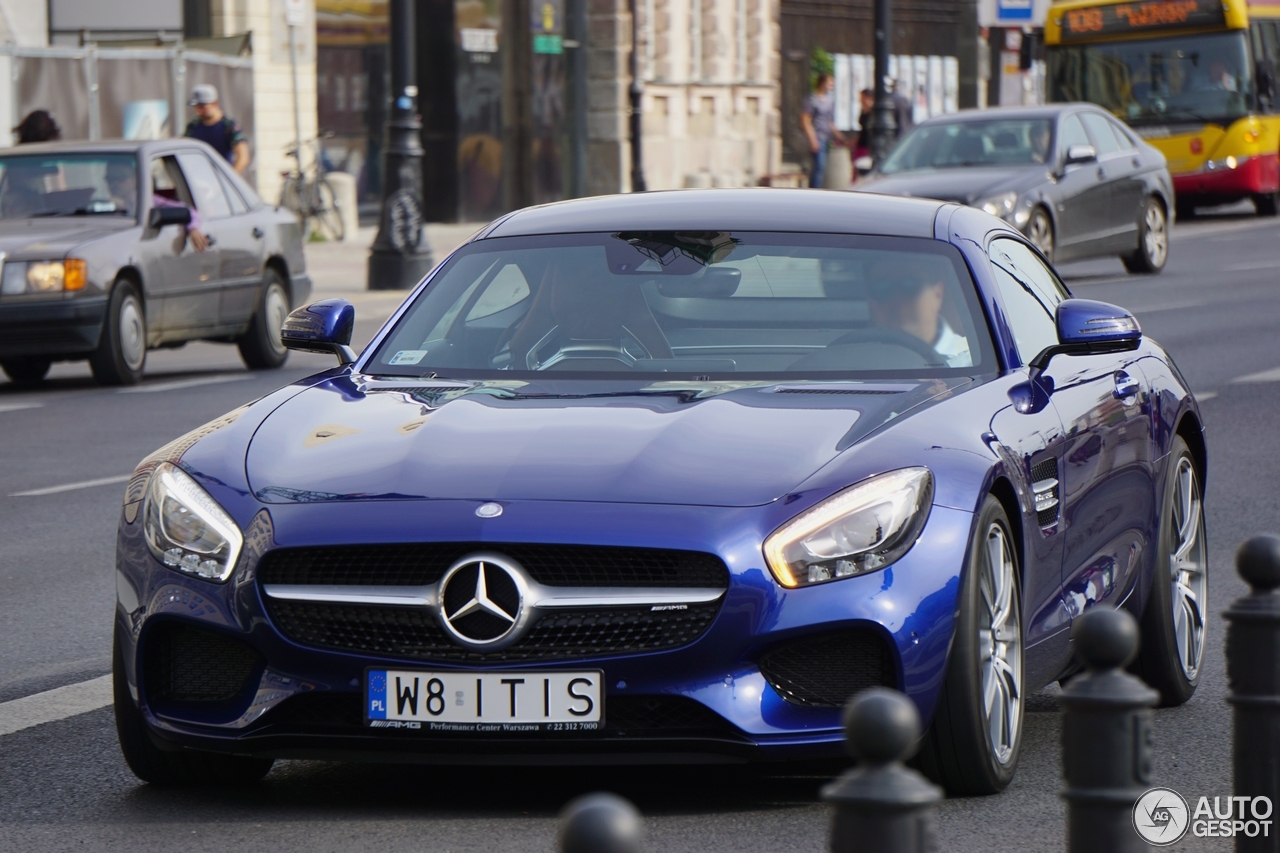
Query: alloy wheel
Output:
[[1029, 210, 1053, 261], [119, 295, 146, 371], [1169, 457, 1207, 680], [1144, 202, 1168, 269], [978, 522, 1022, 766], [264, 284, 289, 358]]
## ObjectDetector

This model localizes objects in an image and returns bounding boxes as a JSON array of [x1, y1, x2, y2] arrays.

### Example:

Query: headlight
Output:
[[143, 463, 244, 582], [0, 259, 87, 295], [977, 191, 1019, 220], [763, 468, 933, 588]]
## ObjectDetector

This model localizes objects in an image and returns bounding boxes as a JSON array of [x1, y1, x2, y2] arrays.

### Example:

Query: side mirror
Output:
[[281, 298, 357, 365], [147, 205, 192, 229], [1063, 144, 1097, 167], [1029, 299, 1141, 377]]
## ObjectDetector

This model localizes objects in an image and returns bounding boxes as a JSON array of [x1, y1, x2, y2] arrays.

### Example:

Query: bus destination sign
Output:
[[1060, 0, 1227, 41]]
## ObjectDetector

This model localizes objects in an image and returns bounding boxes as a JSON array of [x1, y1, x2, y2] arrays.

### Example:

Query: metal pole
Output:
[[628, 0, 646, 192], [367, 0, 433, 290], [869, 0, 896, 166], [1226, 536, 1280, 853], [288, 21, 303, 181], [567, 0, 588, 198]]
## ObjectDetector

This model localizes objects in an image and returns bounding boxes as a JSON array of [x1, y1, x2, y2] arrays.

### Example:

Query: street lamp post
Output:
[[868, 0, 897, 166], [629, 0, 646, 192], [367, 0, 433, 291]]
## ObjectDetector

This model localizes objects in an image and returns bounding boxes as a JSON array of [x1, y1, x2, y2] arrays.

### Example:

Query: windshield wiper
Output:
[[30, 207, 128, 218]]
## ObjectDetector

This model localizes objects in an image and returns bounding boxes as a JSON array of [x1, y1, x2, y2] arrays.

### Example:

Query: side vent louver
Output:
[[1030, 457, 1060, 528]]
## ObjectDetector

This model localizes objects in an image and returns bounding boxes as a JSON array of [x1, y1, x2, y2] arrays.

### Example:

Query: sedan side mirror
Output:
[[1029, 298, 1141, 377], [148, 205, 191, 229], [281, 298, 357, 365], [1063, 144, 1098, 167]]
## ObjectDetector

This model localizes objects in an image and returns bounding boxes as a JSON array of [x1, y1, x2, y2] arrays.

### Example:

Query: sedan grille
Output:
[[758, 630, 895, 708]]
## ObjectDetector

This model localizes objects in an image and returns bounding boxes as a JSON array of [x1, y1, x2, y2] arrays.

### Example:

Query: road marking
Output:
[[1224, 260, 1278, 272], [119, 374, 249, 394], [1231, 366, 1280, 384], [1130, 298, 1212, 314], [9, 473, 131, 497], [1196, 391, 1218, 403], [0, 674, 111, 737], [0, 402, 43, 413]]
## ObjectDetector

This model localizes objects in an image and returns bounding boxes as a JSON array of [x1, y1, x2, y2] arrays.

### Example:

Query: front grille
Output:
[[144, 622, 261, 703], [266, 600, 722, 662], [258, 543, 729, 589], [758, 630, 895, 708]]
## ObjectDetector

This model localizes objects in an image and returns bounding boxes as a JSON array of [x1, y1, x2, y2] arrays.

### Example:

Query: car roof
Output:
[[915, 103, 1112, 124], [481, 188, 948, 239], [0, 138, 213, 157]]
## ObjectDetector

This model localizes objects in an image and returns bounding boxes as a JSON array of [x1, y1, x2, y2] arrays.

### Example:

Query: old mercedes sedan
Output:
[[113, 189, 1206, 795], [0, 140, 309, 386]]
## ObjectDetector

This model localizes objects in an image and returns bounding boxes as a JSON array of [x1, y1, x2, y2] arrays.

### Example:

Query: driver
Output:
[[867, 256, 971, 367], [105, 160, 207, 252]]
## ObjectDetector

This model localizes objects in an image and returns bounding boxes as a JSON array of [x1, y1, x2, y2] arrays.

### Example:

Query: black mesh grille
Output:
[[144, 622, 262, 703], [258, 544, 728, 588], [758, 630, 895, 708], [1030, 457, 1060, 527], [265, 600, 722, 662]]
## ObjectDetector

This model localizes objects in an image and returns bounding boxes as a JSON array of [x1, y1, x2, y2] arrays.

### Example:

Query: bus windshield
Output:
[[1048, 30, 1253, 127]]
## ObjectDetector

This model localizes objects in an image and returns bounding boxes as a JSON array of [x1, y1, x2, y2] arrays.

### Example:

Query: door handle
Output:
[[205, 235, 218, 247], [252, 226, 264, 239], [1097, 167, 1106, 180], [1114, 371, 1140, 402]]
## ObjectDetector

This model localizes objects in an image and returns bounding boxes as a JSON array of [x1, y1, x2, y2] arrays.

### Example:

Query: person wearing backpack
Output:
[[184, 85, 251, 175]]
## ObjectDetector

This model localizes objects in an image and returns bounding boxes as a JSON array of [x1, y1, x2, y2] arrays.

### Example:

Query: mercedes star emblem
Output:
[[437, 554, 528, 648], [476, 502, 503, 518]]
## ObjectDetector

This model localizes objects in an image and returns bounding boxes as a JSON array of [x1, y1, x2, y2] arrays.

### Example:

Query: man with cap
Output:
[[184, 85, 250, 175]]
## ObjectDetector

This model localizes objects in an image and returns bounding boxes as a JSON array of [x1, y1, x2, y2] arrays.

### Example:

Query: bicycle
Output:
[[279, 133, 345, 242]]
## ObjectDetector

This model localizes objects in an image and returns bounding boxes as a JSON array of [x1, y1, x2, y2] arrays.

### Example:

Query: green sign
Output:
[[533, 34, 563, 54]]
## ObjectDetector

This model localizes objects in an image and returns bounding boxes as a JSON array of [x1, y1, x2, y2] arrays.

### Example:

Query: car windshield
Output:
[[367, 232, 997, 379], [1047, 31, 1252, 127], [878, 118, 1055, 174], [0, 153, 139, 220]]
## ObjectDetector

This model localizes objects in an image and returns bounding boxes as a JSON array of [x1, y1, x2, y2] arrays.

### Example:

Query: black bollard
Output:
[[1060, 607, 1159, 853], [822, 687, 943, 853], [1226, 536, 1280, 853], [559, 792, 644, 853]]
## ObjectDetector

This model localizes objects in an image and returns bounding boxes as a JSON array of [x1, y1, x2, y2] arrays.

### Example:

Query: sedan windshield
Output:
[[1047, 31, 1252, 127], [879, 119, 1054, 174], [0, 153, 138, 220], [368, 232, 996, 379]]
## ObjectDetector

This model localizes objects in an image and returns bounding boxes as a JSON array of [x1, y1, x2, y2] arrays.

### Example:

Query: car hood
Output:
[[858, 166, 1047, 205], [0, 217, 133, 256], [245, 375, 973, 507]]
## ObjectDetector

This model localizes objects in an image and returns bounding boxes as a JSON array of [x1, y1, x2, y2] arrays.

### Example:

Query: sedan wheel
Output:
[[915, 495, 1024, 794], [89, 280, 146, 386], [1122, 197, 1168, 273], [1027, 209, 1054, 262], [237, 269, 291, 370], [1135, 437, 1206, 705]]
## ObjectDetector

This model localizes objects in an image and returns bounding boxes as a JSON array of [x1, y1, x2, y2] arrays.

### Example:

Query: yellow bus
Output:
[[1045, 0, 1280, 217]]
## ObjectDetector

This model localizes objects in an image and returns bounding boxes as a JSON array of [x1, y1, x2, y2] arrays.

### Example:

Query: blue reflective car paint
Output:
[[113, 190, 1207, 765]]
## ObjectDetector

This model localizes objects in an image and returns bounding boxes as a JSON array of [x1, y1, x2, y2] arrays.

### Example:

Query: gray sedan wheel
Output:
[[1122, 197, 1168, 274], [237, 269, 290, 370], [89, 280, 146, 386], [1027, 208, 1054, 263]]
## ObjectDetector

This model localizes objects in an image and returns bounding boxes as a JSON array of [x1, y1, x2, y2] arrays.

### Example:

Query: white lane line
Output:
[[1130, 298, 1212, 314], [0, 402, 43, 413], [1231, 366, 1280, 384], [119, 374, 249, 394], [1196, 391, 1219, 403], [9, 473, 131, 497], [1224, 260, 1279, 272], [0, 674, 112, 737]]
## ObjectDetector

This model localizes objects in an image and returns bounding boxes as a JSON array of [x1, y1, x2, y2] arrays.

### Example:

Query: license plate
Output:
[[366, 669, 604, 733]]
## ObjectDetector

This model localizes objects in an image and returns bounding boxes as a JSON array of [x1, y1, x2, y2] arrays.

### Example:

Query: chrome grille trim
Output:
[[263, 583, 726, 610]]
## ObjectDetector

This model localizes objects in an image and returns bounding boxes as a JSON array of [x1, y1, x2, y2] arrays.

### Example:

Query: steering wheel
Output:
[[824, 327, 950, 366]]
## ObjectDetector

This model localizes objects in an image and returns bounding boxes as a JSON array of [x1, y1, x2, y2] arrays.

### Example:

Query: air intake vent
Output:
[[144, 622, 261, 704], [759, 630, 895, 708], [1030, 457, 1060, 527]]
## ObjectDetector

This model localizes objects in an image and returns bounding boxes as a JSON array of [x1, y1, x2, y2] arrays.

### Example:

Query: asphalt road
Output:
[[2, 211, 1278, 851]]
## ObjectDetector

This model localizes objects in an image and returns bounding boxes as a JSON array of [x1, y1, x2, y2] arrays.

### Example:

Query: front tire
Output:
[[1134, 437, 1206, 706], [915, 495, 1024, 795], [1027, 207, 1054, 263], [1122, 196, 1168, 274], [2, 357, 52, 385], [89, 279, 146, 386], [236, 269, 290, 370], [113, 630, 274, 786]]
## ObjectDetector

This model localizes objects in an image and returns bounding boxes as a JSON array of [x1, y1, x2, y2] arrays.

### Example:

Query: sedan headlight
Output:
[[0, 259, 87, 295], [764, 468, 933, 588], [143, 463, 244, 582], [977, 191, 1019, 220]]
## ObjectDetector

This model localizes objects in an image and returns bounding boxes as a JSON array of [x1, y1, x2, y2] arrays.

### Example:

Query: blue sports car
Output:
[[113, 189, 1207, 794]]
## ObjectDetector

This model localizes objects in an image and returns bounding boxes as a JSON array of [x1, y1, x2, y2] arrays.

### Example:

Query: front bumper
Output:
[[115, 495, 973, 764], [1173, 154, 1279, 202], [0, 295, 107, 358]]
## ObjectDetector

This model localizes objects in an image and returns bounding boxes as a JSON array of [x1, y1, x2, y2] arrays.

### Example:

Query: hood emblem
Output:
[[476, 502, 503, 518], [437, 554, 528, 648]]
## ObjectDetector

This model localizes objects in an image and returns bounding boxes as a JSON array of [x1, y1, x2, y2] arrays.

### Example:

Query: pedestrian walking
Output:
[[13, 110, 61, 144], [184, 85, 251, 175], [802, 72, 845, 189]]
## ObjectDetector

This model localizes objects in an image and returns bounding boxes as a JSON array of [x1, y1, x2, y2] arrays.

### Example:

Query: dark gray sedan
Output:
[[0, 139, 310, 386], [857, 105, 1173, 273]]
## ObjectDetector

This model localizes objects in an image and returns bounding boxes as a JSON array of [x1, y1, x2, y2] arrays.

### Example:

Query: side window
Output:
[[216, 169, 249, 215], [150, 156, 195, 206], [174, 152, 233, 219], [1108, 119, 1136, 150], [1059, 114, 1090, 152], [988, 238, 1067, 362], [1081, 113, 1121, 156]]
